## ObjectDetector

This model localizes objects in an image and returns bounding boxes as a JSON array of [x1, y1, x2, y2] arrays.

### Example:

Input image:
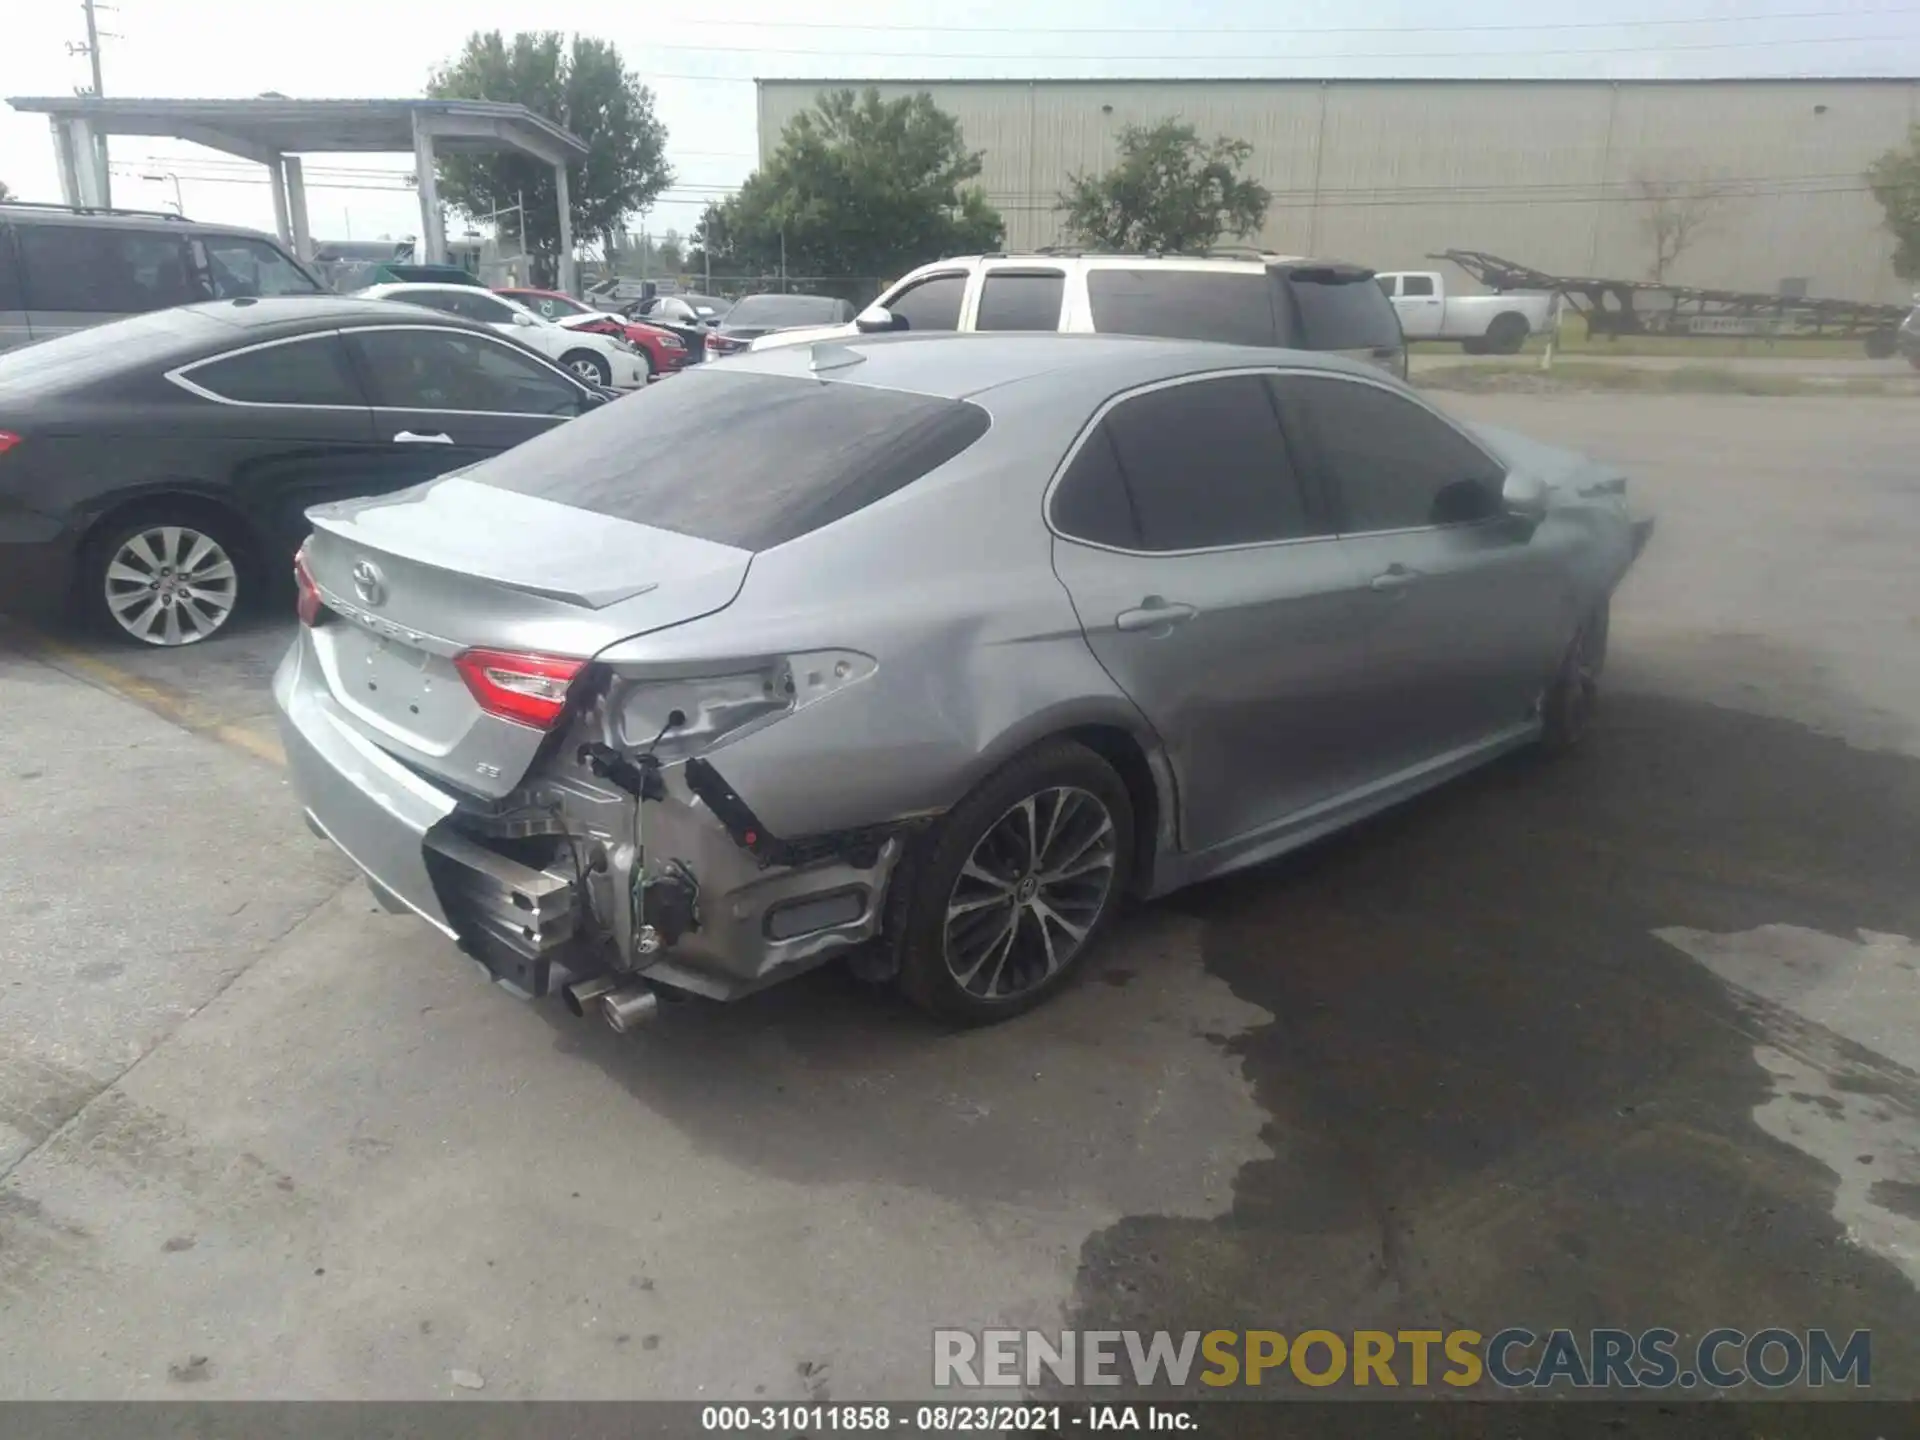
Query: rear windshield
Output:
[[725, 294, 844, 326], [1283, 269, 1404, 351], [1085, 269, 1279, 347], [469, 369, 990, 551]]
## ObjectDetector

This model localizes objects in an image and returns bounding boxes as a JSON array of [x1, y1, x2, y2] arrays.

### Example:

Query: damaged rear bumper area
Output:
[[273, 641, 905, 1027]]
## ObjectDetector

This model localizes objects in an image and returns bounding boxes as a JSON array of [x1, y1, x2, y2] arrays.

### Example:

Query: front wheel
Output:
[[893, 740, 1134, 1023], [1540, 603, 1609, 753], [563, 350, 612, 386]]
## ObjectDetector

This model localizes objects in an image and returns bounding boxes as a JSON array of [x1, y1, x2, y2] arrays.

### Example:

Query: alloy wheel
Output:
[[943, 786, 1118, 1002], [103, 525, 238, 646], [571, 356, 606, 382]]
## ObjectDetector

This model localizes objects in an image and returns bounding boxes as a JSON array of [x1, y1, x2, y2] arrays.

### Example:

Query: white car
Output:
[[354, 283, 649, 389]]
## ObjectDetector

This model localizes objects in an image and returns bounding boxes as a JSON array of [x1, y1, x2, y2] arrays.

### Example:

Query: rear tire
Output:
[[563, 350, 612, 386], [85, 504, 254, 648], [1540, 603, 1609, 753], [893, 740, 1134, 1024], [1487, 313, 1531, 355]]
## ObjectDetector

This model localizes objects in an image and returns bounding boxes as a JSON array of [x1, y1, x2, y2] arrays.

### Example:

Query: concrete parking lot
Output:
[[3, 391, 1919, 1401]]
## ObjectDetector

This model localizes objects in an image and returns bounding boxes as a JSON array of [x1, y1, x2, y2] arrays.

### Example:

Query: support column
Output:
[[266, 153, 292, 248], [553, 161, 576, 295], [50, 117, 82, 207], [61, 119, 109, 208], [411, 115, 446, 266], [283, 156, 313, 260]]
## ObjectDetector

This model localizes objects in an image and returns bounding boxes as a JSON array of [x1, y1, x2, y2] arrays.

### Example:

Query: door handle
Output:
[[393, 430, 454, 445], [1369, 565, 1420, 593], [1115, 597, 1197, 633]]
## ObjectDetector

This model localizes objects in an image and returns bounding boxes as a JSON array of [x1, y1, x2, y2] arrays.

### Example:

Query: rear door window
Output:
[[885, 273, 965, 332], [974, 270, 1066, 332], [180, 334, 364, 407], [347, 328, 586, 416], [1085, 269, 1279, 347], [1054, 374, 1323, 551], [1282, 268, 1405, 352], [469, 369, 991, 551], [0, 226, 22, 312], [17, 224, 203, 313]]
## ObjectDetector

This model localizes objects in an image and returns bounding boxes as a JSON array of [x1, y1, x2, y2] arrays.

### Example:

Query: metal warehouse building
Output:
[[755, 77, 1920, 303]]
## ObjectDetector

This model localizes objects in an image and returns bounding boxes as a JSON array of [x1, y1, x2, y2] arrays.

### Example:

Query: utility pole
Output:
[[67, 0, 116, 207]]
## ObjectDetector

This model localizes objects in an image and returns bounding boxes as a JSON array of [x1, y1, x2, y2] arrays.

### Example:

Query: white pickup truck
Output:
[[1376, 270, 1555, 354]]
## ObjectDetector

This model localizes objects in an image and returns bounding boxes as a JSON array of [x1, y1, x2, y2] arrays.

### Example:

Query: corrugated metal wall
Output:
[[755, 78, 1919, 303]]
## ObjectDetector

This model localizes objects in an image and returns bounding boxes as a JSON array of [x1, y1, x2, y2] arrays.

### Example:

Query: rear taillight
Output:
[[0, 431, 21, 458], [704, 332, 719, 353], [454, 648, 586, 730], [293, 540, 325, 626]]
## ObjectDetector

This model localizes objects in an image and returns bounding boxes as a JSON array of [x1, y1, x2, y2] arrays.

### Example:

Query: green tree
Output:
[[0, 179, 11, 202], [428, 31, 671, 286], [1868, 124, 1920, 280], [656, 230, 684, 273], [1057, 120, 1271, 255], [698, 88, 1002, 301]]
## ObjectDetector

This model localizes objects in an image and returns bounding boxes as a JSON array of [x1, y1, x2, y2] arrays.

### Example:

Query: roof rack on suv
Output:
[[0, 199, 190, 222], [1195, 244, 1280, 260]]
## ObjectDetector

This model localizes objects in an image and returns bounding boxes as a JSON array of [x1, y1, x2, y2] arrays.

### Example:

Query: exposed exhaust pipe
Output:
[[601, 984, 660, 1033], [562, 974, 620, 1018]]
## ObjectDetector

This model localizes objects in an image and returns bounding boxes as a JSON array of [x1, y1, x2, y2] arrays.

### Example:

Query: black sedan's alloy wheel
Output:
[[94, 517, 244, 647], [894, 739, 1135, 1022]]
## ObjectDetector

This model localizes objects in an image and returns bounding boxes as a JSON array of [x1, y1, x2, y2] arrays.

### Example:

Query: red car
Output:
[[494, 287, 688, 378]]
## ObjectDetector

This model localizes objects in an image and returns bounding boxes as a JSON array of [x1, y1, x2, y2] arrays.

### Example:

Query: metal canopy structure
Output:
[[3, 96, 589, 292]]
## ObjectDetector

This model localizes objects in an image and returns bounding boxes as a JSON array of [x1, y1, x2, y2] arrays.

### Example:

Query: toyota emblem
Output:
[[350, 559, 386, 606]]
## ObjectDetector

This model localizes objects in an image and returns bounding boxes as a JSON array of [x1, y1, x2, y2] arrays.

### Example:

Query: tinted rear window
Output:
[[1086, 270, 1279, 347], [725, 295, 844, 326], [470, 369, 990, 550], [975, 271, 1065, 331], [1283, 270, 1404, 351]]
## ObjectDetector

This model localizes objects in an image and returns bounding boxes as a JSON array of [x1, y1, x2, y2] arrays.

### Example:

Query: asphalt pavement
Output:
[[2, 392, 1919, 1404]]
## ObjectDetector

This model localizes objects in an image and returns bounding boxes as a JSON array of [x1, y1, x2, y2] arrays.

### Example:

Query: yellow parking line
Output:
[[2, 620, 287, 769]]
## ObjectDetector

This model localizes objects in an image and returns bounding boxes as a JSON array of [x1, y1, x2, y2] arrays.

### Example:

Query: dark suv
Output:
[[0, 202, 324, 352]]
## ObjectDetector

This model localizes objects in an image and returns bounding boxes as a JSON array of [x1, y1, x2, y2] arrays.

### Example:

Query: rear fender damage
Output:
[[437, 669, 916, 1003]]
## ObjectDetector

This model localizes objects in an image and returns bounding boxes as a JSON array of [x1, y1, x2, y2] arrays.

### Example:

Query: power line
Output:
[[632, 31, 1912, 61], [660, 5, 1919, 37]]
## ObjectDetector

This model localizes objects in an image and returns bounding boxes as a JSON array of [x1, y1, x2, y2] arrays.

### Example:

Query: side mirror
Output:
[[856, 304, 904, 333], [1501, 472, 1550, 529], [512, 311, 536, 327]]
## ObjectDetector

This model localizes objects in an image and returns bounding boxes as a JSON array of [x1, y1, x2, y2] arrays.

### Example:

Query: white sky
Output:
[[2, 0, 1915, 245]]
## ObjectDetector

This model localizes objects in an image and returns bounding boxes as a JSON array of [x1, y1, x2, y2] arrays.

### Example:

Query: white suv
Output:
[[749, 252, 1408, 379]]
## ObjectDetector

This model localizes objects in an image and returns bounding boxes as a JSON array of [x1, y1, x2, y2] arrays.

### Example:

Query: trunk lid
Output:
[[301, 475, 752, 798]]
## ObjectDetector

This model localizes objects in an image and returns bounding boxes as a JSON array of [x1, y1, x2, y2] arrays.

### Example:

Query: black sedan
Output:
[[0, 296, 607, 646], [701, 294, 857, 359]]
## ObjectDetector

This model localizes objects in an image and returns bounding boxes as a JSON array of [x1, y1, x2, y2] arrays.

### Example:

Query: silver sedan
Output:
[[275, 333, 1652, 1028]]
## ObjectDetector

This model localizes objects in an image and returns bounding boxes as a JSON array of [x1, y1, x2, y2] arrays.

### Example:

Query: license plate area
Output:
[[318, 623, 473, 754]]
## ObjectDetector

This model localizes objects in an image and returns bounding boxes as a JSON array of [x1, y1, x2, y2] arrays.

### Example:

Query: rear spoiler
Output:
[[1279, 264, 1376, 285]]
